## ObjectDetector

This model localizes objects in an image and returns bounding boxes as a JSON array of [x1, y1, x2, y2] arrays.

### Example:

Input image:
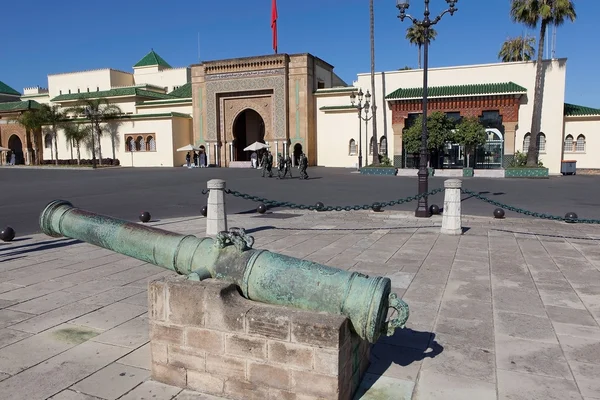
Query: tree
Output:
[[369, 0, 379, 163], [510, 0, 576, 166], [17, 110, 43, 165], [498, 35, 536, 62], [38, 104, 67, 165], [405, 25, 437, 69], [399, 66, 413, 70], [67, 99, 122, 166], [63, 123, 92, 165], [454, 117, 487, 168], [403, 112, 454, 166]]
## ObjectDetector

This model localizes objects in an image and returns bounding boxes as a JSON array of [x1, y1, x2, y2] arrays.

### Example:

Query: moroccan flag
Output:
[[271, 0, 278, 54]]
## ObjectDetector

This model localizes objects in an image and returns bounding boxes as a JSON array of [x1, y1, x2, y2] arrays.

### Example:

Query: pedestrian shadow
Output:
[[356, 328, 443, 398], [491, 228, 600, 241], [0, 239, 81, 258], [0, 238, 76, 254], [245, 226, 276, 234]]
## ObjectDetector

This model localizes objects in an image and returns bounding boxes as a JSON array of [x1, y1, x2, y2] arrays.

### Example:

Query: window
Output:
[[68, 89, 71, 94], [87, 87, 90, 92], [369, 137, 375, 155], [136, 136, 145, 152], [97, 86, 100, 92], [77, 88, 80, 93], [380, 137, 388, 155], [44, 134, 52, 149], [446, 112, 462, 123], [538, 133, 546, 153], [576, 135, 586, 152], [317, 81, 325, 89], [148, 136, 156, 151], [523, 133, 531, 153], [59, 90, 62, 95], [349, 139, 357, 155], [564, 135, 574, 152], [127, 137, 135, 152]]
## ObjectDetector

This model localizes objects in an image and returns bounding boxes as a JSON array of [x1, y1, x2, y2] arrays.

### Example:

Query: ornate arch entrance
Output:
[[8, 134, 24, 165], [232, 109, 265, 161]]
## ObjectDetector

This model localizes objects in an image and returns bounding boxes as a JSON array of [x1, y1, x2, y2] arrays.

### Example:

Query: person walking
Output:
[[277, 153, 285, 179], [193, 151, 198, 167], [266, 151, 273, 177], [284, 155, 293, 179], [299, 153, 309, 180], [251, 152, 258, 169], [186, 152, 191, 168], [10, 152, 16, 166], [199, 151, 206, 168]]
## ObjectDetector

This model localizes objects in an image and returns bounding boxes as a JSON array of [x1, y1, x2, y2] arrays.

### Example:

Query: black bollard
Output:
[[257, 204, 267, 214], [139, 211, 151, 223], [315, 202, 325, 212], [200, 206, 208, 217], [565, 212, 578, 223], [429, 204, 440, 215], [372, 203, 382, 212], [0, 226, 15, 242], [493, 208, 505, 219]]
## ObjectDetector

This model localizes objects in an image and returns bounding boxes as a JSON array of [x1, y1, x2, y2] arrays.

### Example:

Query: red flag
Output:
[[271, 0, 278, 54]]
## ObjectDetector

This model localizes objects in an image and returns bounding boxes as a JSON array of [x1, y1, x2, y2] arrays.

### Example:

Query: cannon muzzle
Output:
[[40, 200, 409, 343]]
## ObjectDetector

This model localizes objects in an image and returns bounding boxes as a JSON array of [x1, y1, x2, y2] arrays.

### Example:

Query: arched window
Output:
[[379, 137, 388, 155], [369, 137, 375, 155], [135, 136, 144, 152], [576, 135, 586, 152], [564, 135, 574, 152], [127, 137, 135, 152], [349, 139, 357, 156], [538, 133, 546, 153], [44, 134, 52, 149], [523, 133, 531, 153], [148, 136, 156, 151]]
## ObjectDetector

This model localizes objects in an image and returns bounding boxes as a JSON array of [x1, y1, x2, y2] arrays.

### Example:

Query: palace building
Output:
[[0, 50, 599, 175]]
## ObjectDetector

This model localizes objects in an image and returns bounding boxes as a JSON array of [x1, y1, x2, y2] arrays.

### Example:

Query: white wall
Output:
[[47, 69, 134, 99], [136, 102, 193, 115], [134, 67, 190, 93], [563, 117, 600, 169]]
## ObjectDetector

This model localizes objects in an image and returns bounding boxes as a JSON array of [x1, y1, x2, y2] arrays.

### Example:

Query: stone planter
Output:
[[462, 168, 474, 177], [504, 168, 549, 178], [360, 167, 398, 176]]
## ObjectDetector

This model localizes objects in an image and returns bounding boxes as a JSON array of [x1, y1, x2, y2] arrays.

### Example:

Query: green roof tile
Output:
[[0, 100, 41, 112], [319, 105, 357, 111], [168, 82, 191, 98], [0, 81, 20, 96], [134, 50, 172, 68], [564, 103, 600, 117], [51, 87, 176, 102], [385, 82, 527, 100]]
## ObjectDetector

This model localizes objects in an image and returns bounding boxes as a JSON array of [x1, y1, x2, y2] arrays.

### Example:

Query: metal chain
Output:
[[462, 188, 600, 224], [221, 188, 444, 212]]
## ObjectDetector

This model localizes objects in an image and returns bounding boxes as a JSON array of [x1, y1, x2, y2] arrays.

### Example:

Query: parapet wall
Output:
[[148, 276, 371, 400]]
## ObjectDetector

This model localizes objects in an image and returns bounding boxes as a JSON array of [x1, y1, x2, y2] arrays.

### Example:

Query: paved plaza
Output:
[[2, 166, 600, 235], [0, 207, 600, 399]]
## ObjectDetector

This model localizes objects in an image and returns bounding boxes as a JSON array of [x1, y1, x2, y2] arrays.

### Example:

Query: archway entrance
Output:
[[233, 109, 265, 162], [293, 143, 303, 166], [8, 135, 24, 165]]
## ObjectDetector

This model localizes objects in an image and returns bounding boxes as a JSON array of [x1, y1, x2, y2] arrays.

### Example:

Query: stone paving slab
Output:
[[0, 210, 599, 399]]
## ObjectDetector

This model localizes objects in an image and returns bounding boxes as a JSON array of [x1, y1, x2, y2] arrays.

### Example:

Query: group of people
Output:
[[185, 151, 207, 168], [4, 152, 16, 166], [259, 151, 309, 180]]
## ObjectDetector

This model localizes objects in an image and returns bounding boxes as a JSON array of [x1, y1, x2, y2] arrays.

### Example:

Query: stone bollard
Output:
[[206, 179, 227, 236], [440, 179, 463, 235]]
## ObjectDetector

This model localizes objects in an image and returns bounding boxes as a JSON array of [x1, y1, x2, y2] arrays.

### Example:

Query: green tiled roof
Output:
[[51, 87, 176, 102], [0, 81, 20, 96], [386, 82, 527, 100], [319, 105, 357, 111], [315, 87, 356, 94], [67, 111, 191, 122], [0, 100, 41, 112], [564, 103, 600, 117], [168, 83, 191, 98], [134, 50, 172, 68], [136, 98, 192, 107]]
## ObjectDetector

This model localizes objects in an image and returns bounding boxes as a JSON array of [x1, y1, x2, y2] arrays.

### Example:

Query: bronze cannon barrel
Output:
[[40, 200, 408, 343]]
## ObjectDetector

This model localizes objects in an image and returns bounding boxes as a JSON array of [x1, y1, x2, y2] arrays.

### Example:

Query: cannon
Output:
[[40, 200, 409, 343]]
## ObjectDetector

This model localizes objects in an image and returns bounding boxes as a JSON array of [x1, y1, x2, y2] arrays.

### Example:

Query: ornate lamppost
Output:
[[396, 0, 458, 217], [84, 107, 98, 169], [350, 89, 372, 170]]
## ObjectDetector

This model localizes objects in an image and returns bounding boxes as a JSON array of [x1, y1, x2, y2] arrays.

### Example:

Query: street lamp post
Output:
[[350, 89, 372, 170], [396, 0, 458, 217], [84, 107, 98, 169]]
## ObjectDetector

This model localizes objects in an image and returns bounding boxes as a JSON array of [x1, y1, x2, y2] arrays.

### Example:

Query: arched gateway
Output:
[[232, 109, 266, 162]]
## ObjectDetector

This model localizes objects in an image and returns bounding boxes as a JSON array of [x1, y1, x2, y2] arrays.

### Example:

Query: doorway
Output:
[[233, 109, 265, 161], [293, 143, 303, 166], [8, 135, 24, 165]]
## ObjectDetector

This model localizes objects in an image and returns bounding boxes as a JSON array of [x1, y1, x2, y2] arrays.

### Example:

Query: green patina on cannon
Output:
[[40, 200, 409, 343]]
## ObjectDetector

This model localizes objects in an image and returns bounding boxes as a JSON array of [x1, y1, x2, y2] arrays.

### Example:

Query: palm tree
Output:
[[68, 99, 122, 166], [63, 123, 92, 165], [369, 0, 379, 163], [510, 0, 576, 166], [17, 110, 43, 165], [406, 25, 437, 69], [38, 104, 66, 165], [498, 35, 536, 62]]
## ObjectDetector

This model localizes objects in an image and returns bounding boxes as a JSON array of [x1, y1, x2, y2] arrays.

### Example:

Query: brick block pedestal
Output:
[[148, 276, 371, 400]]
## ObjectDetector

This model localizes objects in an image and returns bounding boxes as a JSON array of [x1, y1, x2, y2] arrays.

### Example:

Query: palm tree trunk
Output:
[[111, 135, 116, 162], [95, 122, 103, 165], [369, 0, 378, 164], [53, 127, 59, 165], [418, 45, 422, 69], [76, 142, 81, 165], [526, 21, 547, 167], [70, 138, 74, 161]]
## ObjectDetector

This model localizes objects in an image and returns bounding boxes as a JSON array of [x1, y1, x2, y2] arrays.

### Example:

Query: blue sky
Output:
[[1, 0, 597, 107]]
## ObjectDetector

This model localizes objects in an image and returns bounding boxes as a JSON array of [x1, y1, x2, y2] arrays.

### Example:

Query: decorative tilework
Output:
[[197, 88, 204, 145], [504, 168, 549, 178], [205, 75, 287, 141], [205, 69, 284, 81], [295, 79, 300, 139], [223, 96, 272, 141]]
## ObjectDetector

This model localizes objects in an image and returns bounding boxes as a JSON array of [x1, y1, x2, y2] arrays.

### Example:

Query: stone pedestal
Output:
[[206, 179, 227, 236], [148, 277, 371, 400], [440, 179, 463, 235]]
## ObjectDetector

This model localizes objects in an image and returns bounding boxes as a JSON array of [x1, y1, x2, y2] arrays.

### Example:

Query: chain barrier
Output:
[[221, 188, 444, 212], [462, 188, 600, 224]]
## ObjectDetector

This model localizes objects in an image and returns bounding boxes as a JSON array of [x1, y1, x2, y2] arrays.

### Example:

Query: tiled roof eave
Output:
[[136, 98, 192, 107], [386, 92, 526, 101]]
